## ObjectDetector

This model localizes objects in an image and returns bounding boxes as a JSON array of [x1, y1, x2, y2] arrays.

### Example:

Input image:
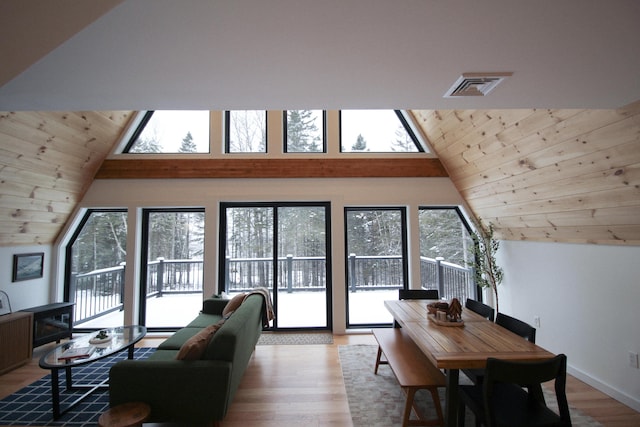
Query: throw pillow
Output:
[[222, 292, 246, 317], [175, 321, 224, 360]]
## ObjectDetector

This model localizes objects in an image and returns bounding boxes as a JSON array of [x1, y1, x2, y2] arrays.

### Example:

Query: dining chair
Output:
[[464, 298, 495, 322], [393, 289, 439, 328], [398, 289, 439, 300], [496, 312, 537, 343], [463, 312, 536, 387], [457, 354, 571, 427]]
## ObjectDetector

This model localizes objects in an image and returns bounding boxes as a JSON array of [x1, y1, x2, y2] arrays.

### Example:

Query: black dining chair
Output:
[[463, 312, 536, 387], [399, 289, 439, 300], [465, 298, 495, 322], [496, 312, 537, 343], [457, 354, 571, 427]]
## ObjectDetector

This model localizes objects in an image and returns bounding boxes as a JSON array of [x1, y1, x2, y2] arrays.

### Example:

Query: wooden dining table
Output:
[[384, 299, 555, 427]]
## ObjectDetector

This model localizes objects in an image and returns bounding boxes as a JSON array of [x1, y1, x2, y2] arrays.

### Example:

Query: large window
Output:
[[65, 209, 128, 328], [418, 207, 476, 302], [124, 110, 210, 153], [140, 209, 205, 329], [284, 110, 325, 153], [225, 110, 267, 153], [345, 207, 408, 327], [220, 202, 331, 330], [340, 110, 423, 153]]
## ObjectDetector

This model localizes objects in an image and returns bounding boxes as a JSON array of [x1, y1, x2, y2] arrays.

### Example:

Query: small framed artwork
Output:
[[12, 252, 44, 282]]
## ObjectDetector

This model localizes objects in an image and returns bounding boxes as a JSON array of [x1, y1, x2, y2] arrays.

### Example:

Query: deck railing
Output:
[[71, 255, 475, 324]]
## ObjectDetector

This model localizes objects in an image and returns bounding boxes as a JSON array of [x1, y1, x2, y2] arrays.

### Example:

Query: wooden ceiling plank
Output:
[[414, 110, 488, 152], [427, 109, 537, 159], [445, 108, 638, 182], [474, 186, 639, 220], [0, 207, 66, 224], [0, 194, 74, 213], [491, 206, 640, 228], [498, 225, 640, 245], [0, 147, 90, 183], [0, 164, 83, 193], [457, 109, 584, 166], [462, 140, 640, 203], [4, 110, 117, 154]]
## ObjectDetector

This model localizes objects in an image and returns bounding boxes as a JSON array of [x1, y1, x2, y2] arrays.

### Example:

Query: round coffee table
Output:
[[39, 325, 147, 420], [98, 401, 151, 427]]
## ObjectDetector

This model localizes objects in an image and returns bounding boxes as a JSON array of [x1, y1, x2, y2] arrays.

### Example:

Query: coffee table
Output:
[[39, 325, 147, 419]]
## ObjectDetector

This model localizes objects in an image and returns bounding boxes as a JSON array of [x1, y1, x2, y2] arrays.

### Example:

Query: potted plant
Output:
[[470, 220, 504, 316]]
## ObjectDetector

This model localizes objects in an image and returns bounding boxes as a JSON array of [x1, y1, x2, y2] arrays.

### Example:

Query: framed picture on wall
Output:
[[12, 252, 44, 282]]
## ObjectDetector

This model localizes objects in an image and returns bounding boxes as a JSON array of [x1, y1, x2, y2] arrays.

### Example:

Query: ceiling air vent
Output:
[[444, 72, 513, 98]]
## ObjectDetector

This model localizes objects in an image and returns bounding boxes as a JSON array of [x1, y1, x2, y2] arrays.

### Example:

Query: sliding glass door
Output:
[[220, 202, 331, 330]]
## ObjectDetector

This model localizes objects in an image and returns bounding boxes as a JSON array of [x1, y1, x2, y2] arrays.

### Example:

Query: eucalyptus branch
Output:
[[469, 221, 503, 315]]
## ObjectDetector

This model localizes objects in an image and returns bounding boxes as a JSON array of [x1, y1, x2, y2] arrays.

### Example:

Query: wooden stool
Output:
[[98, 402, 151, 427]]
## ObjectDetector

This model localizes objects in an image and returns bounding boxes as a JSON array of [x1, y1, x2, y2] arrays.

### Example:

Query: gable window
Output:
[[64, 209, 128, 328], [340, 110, 424, 153], [284, 110, 325, 153], [123, 110, 210, 153], [418, 207, 476, 302], [225, 110, 267, 153]]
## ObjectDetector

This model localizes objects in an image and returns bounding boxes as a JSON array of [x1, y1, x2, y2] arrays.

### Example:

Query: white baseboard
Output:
[[568, 365, 640, 412]]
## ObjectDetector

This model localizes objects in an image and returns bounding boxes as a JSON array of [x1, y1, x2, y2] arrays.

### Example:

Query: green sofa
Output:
[[108, 293, 266, 425]]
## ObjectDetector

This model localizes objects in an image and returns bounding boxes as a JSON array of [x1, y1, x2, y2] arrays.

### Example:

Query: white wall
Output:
[[498, 240, 640, 411], [0, 245, 52, 311]]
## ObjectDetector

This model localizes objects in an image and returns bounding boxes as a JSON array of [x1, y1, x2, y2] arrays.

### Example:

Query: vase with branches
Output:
[[470, 221, 504, 316]]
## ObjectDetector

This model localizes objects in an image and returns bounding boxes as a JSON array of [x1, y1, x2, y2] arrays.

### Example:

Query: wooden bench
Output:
[[373, 328, 446, 427]]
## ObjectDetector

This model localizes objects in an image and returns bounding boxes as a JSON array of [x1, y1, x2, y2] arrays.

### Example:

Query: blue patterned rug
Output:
[[0, 347, 156, 426]]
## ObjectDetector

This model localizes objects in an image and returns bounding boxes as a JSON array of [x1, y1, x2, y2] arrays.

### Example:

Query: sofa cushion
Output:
[[222, 293, 246, 317], [176, 320, 225, 360]]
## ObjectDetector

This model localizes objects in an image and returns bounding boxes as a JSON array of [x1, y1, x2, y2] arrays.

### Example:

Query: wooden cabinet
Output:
[[0, 311, 33, 374], [21, 302, 74, 348]]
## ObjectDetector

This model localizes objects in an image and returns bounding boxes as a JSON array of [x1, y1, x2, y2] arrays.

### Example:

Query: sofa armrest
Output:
[[202, 297, 229, 315], [109, 359, 233, 423]]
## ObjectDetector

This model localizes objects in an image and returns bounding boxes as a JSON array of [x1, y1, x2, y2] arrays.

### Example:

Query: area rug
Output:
[[338, 345, 602, 427], [257, 331, 333, 345], [0, 347, 156, 427]]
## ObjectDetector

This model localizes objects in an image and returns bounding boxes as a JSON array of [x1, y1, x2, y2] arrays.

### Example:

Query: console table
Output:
[[0, 311, 33, 374], [21, 302, 74, 348]]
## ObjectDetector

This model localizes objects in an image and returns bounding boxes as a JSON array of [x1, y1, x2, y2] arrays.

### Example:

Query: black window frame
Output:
[[224, 110, 268, 153], [282, 110, 327, 153], [338, 109, 425, 153]]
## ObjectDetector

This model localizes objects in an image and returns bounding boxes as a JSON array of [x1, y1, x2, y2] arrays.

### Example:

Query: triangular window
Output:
[[124, 110, 210, 153], [340, 110, 425, 153]]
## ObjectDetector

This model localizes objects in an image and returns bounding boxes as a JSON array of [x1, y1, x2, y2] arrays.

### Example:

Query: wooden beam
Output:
[[95, 158, 448, 179]]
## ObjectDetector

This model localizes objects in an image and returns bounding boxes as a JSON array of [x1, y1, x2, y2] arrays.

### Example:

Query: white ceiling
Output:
[[1, 0, 639, 111]]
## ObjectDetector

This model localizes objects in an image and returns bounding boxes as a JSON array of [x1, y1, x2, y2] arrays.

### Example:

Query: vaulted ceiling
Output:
[[1, 1, 639, 247]]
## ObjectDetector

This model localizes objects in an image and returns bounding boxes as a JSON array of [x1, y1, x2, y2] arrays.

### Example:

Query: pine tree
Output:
[[179, 131, 197, 153], [287, 110, 321, 152], [351, 134, 368, 151]]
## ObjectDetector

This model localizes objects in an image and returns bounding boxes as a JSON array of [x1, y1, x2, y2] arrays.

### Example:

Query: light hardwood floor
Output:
[[1, 334, 639, 426]]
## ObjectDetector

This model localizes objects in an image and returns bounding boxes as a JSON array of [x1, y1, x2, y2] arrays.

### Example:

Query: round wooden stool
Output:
[[98, 402, 151, 427]]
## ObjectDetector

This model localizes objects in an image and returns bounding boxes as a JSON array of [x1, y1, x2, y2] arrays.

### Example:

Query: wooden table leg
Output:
[[444, 368, 459, 427]]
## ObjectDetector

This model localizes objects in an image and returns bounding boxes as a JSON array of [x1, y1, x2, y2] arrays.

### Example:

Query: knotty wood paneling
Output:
[[412, 100, 640, 245], [95, 158, 447, 179], [0, 111, 135, 246]]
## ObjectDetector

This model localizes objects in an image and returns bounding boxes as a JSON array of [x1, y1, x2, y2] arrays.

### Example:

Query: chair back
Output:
[[495, 312, 536, 343], [465, 298, 495, 322], [484, 354, 571, 426], [398, 289, 439, 300]]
